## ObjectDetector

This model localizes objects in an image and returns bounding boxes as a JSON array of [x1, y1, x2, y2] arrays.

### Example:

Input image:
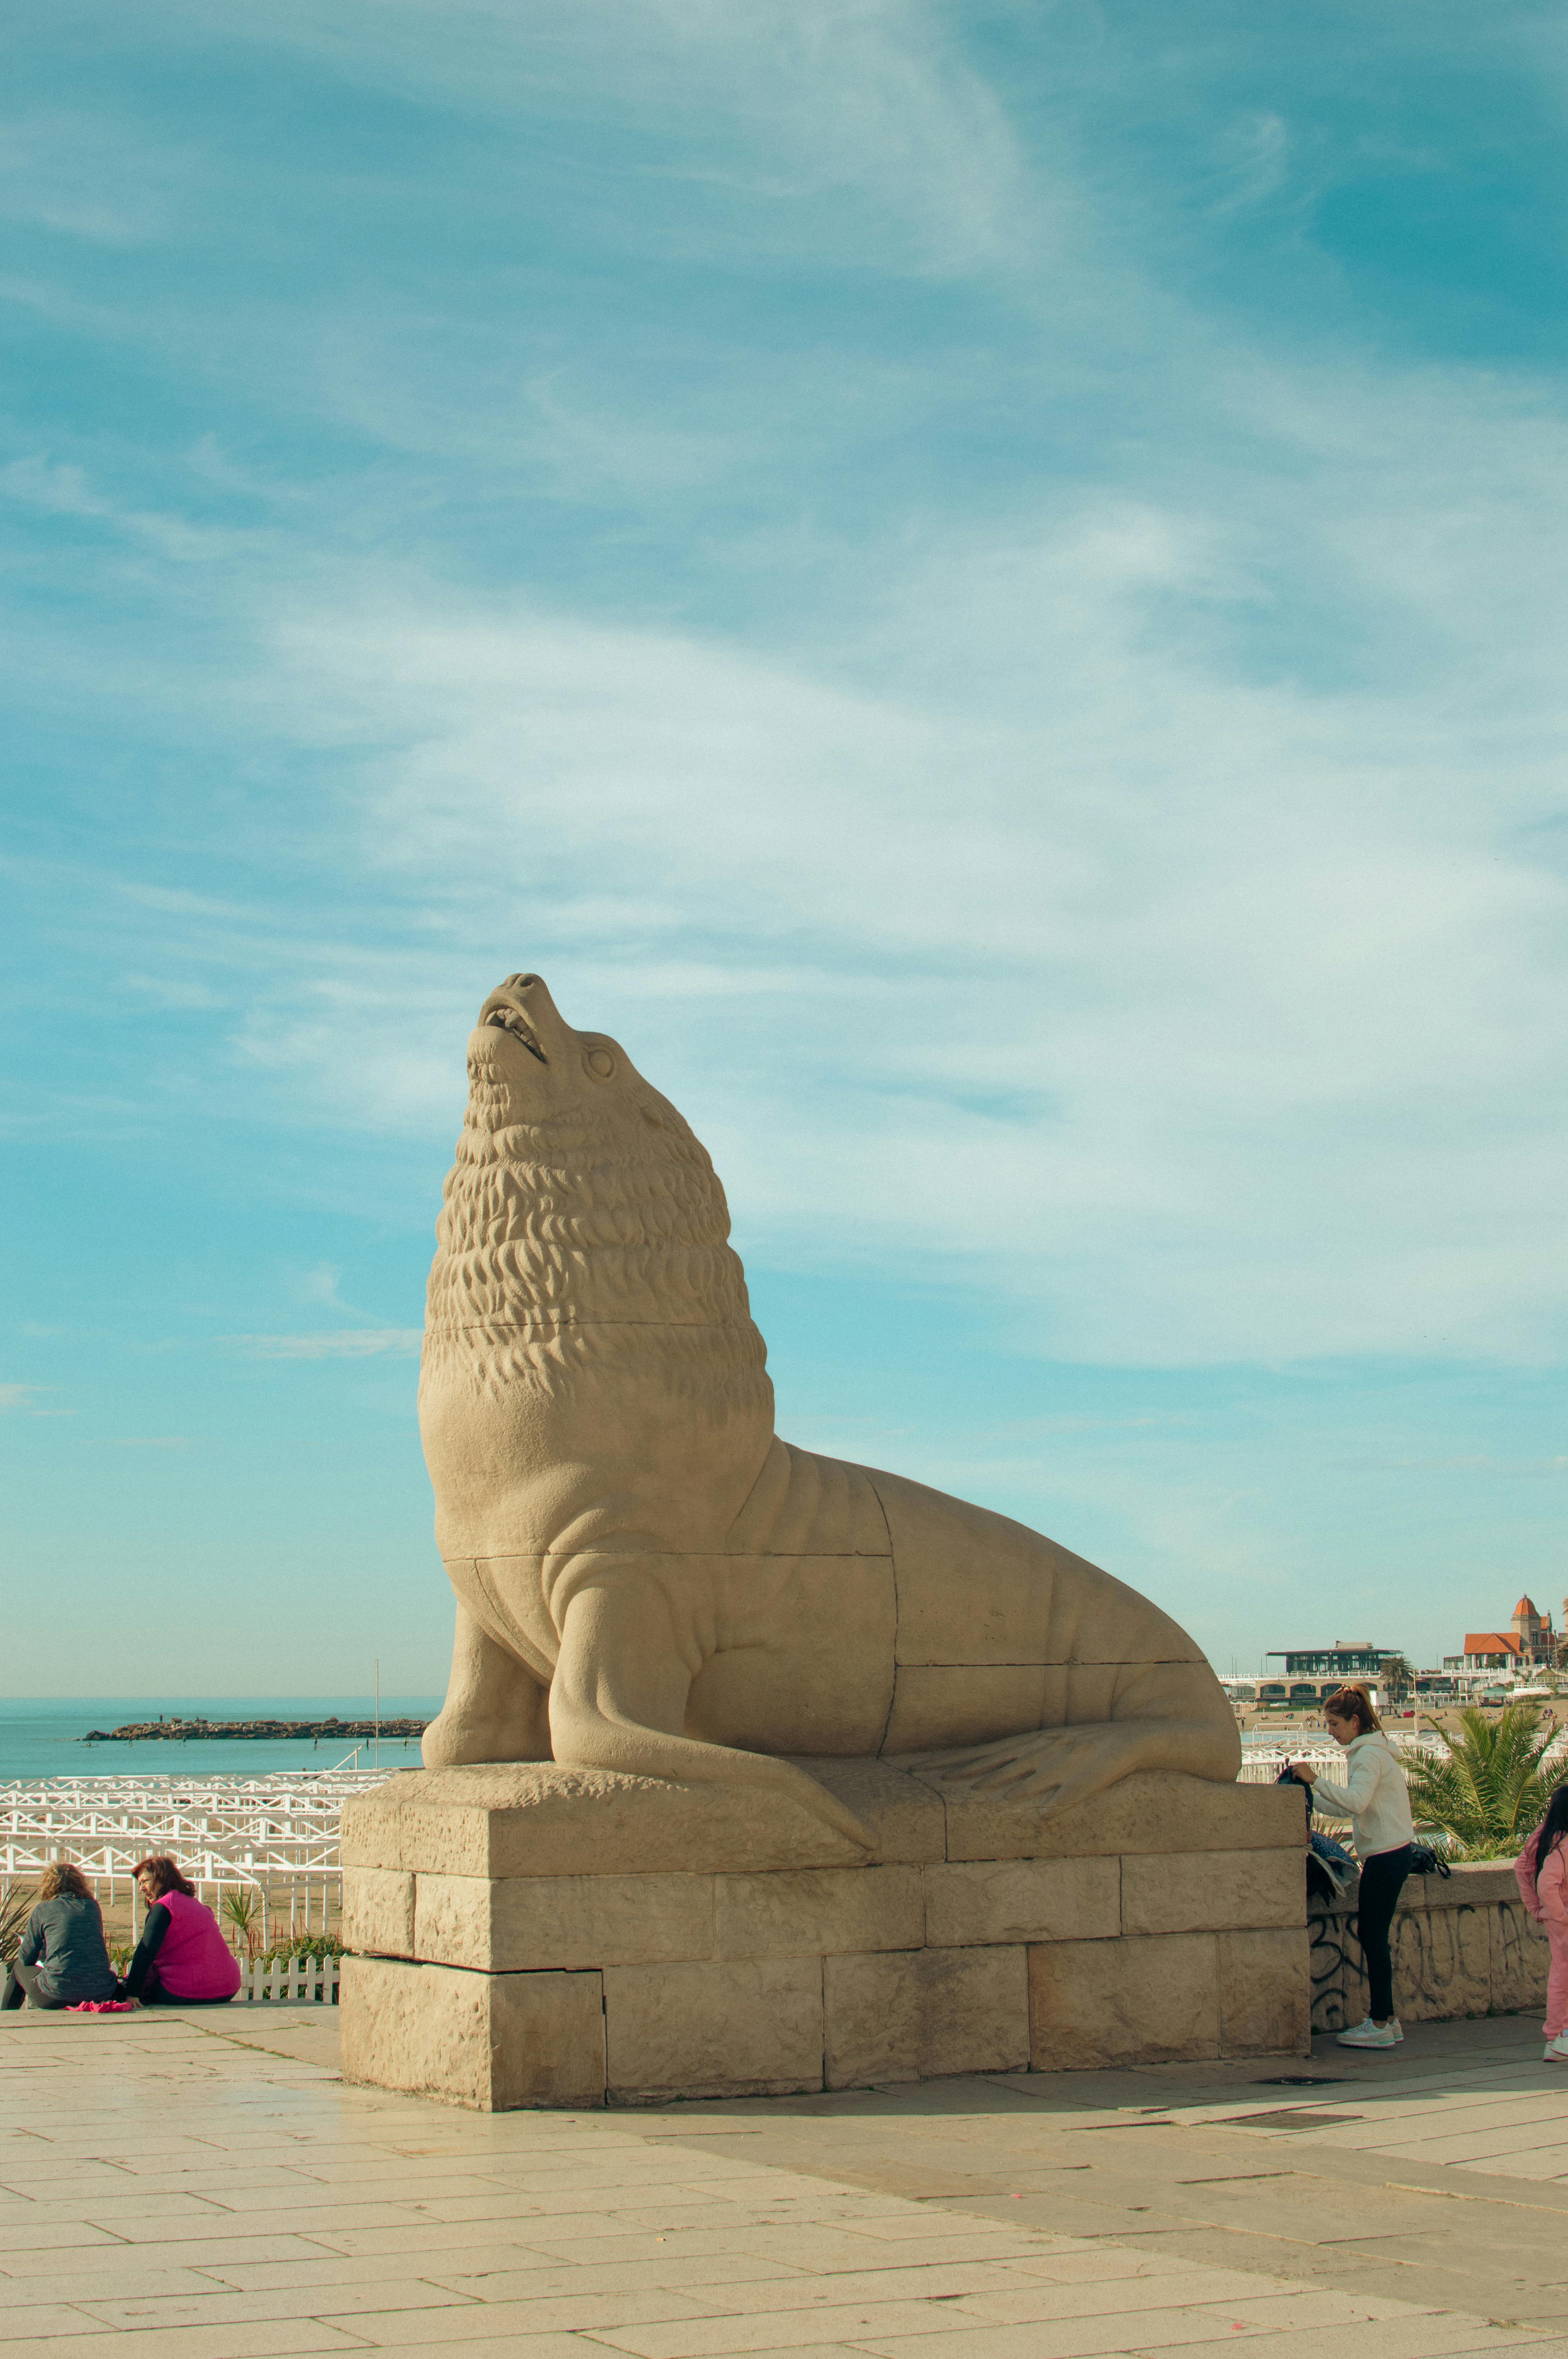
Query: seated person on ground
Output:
[[121, 1856, 243, 2007], [2, 1863, 120, 2010]]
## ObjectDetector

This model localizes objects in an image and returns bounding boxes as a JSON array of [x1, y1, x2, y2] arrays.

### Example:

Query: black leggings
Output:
[[1357, 1843, 1412, 2021]]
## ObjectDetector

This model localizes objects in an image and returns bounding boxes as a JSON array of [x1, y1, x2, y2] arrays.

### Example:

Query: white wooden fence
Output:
[[238, 1955, 340, 2004]]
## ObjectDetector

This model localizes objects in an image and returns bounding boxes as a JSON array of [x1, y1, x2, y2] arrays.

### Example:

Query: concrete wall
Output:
[[1309, 1861, 1550, 2032]]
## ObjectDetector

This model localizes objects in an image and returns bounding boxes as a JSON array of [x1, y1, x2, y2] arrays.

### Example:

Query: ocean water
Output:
[[0, 1697, 444, 1783]]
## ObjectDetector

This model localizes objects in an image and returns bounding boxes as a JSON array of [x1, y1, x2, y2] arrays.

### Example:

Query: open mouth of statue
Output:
[[483, 1005, 547, 1064]]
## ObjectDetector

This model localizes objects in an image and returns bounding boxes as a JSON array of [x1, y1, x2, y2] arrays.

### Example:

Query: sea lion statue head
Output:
[[423, 971, 775, 1562], [466, 971, 684, 1151]]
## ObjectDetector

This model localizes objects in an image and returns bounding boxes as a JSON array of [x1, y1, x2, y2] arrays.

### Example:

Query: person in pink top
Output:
[[120, 1856, 243, 2006], [1515, 1787, 1568, 2063]]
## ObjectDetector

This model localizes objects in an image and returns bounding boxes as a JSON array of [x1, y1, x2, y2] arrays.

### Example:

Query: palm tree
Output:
[[1406, 1703, 1565, 1860], [220, 1888, 264, 1959], [1378, 1653, 1415, 1706], [0, 1881, 32, 1968]]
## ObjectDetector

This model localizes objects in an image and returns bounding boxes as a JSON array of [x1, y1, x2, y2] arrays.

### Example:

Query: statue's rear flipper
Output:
[[897, 1715, 1239, 1814]]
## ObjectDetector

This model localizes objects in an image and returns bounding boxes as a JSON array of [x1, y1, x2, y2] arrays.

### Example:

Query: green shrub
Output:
[[252, 1931, 346, 1968]]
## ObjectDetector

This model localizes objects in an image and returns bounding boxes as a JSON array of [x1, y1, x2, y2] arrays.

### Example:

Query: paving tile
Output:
[[586, 2299, 993, 2357], [71, 2282, 478, 2331], [338, 2338, 613, 2359], [4, 2168, 320, 2201], [0, 2307, 115, 2344], [118, 2203, 448, 2244], [1149, 2331, 1549, 2359], [0, 2266, 227, 2304], [799, 2315, 1275, 2357], [1005, 2251, 1210, 2284], [198, 2179, 519, 2216], [0, 2327, 374, 2359], [300, 2223, 578, 2261], [946, 2272, 1324, 2325], [0, 2234, 345, 2277], [1356, 2125, 1568, 2167], [22, 2193, 235, 2226], [540, 2264, 1030, 2313], [198, 2252, 557, 2295], [829, 2213, 1062, 2247], [419, 2258, 819, 2301], [327, 2292, 735, 2344], [1457, 2150, 1568, 2182], [0, 2221, 126, 2254]]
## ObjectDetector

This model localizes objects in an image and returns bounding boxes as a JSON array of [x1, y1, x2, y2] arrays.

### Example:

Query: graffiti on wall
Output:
[[1308, 1888, 1549, 2034]]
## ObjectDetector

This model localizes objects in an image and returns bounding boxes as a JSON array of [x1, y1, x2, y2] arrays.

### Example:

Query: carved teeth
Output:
[[484, 1006, 547, 1063]]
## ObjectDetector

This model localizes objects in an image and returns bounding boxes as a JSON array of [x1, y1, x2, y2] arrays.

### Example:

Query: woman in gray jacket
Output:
[[1292, 1685, 1415, 2049], [1, 1863, 120, 2010]]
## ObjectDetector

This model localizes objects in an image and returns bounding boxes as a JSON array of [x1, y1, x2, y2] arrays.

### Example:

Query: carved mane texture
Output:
[[420, 1062, 774, 1421]]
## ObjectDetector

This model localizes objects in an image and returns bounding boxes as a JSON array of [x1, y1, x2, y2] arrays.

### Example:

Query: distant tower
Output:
[[1512, 1596, 1552, 1669]]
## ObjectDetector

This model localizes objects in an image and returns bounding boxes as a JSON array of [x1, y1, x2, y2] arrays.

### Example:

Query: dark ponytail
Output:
[[1532, 1784, 1568, 1881], [1323, 1685, 1381, 1735]]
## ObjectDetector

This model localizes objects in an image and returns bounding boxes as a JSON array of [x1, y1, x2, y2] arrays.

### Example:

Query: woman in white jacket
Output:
[[1293, 1685, 1415, 2049]]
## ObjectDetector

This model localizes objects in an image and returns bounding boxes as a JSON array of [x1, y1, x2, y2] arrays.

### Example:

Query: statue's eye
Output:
[[584, 1047, 615, 1081]]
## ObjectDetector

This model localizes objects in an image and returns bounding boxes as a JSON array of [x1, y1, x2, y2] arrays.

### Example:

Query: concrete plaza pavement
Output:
[[3, 2005, 1567, 2358]]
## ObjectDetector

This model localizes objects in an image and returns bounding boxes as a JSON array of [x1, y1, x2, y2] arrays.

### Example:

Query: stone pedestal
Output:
[[339, 1759, 1308, 2109]]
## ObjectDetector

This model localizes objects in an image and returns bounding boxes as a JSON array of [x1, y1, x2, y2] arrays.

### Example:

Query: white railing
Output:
[[0, 1770, 399, 1929], [1239, 1730, 1568, 1786], [238, 1955, 340, 2005]]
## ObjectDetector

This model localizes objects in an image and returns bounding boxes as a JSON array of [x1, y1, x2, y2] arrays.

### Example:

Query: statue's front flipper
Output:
[[902, 1717, 1237, 1814], [423, 1601, 553, 1768], [549, 1572, 873, 1849]]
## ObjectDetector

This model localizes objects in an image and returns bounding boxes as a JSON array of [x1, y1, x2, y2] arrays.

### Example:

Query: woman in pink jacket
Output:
[[121, 1856, 243, 2006], [1515, 1787, 1568, 2063]]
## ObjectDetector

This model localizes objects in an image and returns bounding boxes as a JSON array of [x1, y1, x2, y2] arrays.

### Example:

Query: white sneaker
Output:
[[1390, 2018, 1404, 2043], [1546, 2034, 1568, 2062], [1337, 2017, 1399, 2048]]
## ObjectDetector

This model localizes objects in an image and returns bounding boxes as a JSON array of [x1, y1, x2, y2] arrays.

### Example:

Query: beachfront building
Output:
[[1219, 1645, 1407, 1713], [1262, 1643, 1410, 1707], [1443, 1596, 1559, 1681]]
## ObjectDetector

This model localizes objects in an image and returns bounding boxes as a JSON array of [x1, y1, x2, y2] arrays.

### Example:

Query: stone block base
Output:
[[340, 1956, 606, 2108], [340, 1759, 1310, 2108]]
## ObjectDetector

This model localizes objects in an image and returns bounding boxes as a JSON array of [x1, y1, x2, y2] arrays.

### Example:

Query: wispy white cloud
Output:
[[171, 0, 1033, 277], [0, 111, 180, 244], [1204, 111, 1293, 215], [219, 372, 1568, 1370], [8, 0, 1568, 1394], [0, 1383, 73, 1417], [223, 1331, 422, 1359], [0, 453, 239, 561]]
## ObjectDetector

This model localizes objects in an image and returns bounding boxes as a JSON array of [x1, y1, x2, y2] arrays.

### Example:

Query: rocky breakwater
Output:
[[82, 1715, 430, 1743]]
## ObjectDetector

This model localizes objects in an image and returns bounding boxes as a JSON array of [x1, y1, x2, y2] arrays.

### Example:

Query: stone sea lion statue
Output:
[[419, 974, 1240, 1845]]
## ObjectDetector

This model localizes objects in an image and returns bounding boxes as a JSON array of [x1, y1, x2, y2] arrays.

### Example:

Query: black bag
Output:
[[1278, 1768, 1361, 1902], [1408, 1843, 1451, 1878]]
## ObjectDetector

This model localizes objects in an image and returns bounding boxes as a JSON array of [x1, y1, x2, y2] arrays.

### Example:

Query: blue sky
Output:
[[4, 2, 1567, 1694]]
